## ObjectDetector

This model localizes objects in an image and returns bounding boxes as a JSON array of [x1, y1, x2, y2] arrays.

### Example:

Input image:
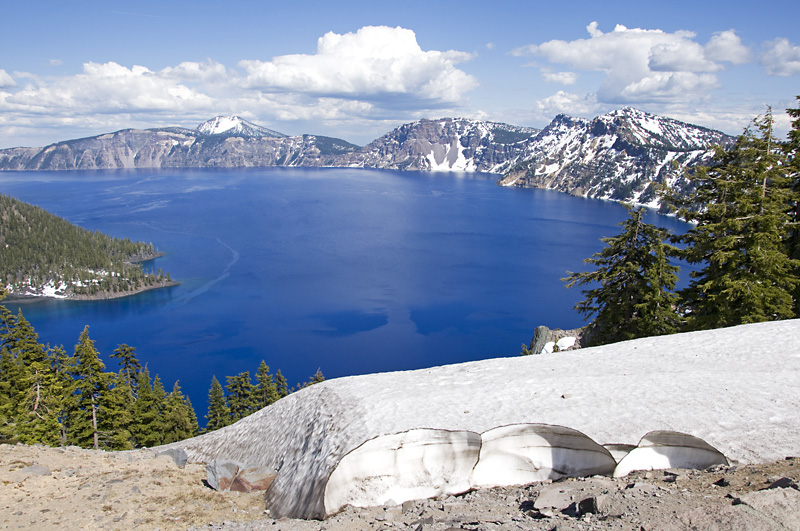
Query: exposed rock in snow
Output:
[[613, 430, 728, 477], [161, 319, 800, 519]]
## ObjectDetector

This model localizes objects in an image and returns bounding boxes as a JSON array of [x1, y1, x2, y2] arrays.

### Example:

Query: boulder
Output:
[[206, 459, 277, 493]]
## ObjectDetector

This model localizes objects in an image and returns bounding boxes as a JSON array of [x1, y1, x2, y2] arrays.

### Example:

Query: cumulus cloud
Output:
[[0, 70, 16, 88], [542, 71, 578, 85], [535, 91, 600, 116], [6, 62, 214, 115], [705, 30, 751, 64], [760, 38, 800, 76], [515, 22, 749, 104], [238, 26, 477, 102]]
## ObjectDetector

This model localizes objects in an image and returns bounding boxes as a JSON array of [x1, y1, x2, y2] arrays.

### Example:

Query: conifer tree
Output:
[[162, 381, 198, 444], [783, 97, 800, 312], [99, 372, 134, 450], [274, 369, 289, 399], [130, 367, 163, 448], [563, 205, 681, 345], [671, 110, 799, 329], [110, 344, 141, 397], [205, 375, 229, 432], [70, 326, 107, 449], [255, 360, 280, 408], [225, 371, 257, 422]]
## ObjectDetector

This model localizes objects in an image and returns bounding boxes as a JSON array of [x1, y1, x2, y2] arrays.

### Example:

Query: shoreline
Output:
[[4, 279, 180, 303]]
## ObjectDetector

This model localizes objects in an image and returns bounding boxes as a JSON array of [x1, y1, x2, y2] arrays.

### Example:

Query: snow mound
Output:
[[164, 319, 800, 519], [196, 116, 286, 138], [613, 430, 728, 477]]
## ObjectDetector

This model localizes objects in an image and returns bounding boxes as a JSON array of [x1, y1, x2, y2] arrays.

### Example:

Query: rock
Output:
[[739, 488, 800, 529], [206, 459, 277, 493], [764, 476, 797, 490], [155, 447, 188, 469], [20, 465, 50, 476]]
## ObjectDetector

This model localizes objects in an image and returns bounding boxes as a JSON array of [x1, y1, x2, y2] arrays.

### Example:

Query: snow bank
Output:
[[165, 319, 800, 519]]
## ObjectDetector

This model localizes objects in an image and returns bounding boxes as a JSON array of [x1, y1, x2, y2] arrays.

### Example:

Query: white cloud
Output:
[[238, 26, 477, 103], [160, 60, 229, 83], [48, 59, 63, 66], [535, 91, 601, 116], [705, 30, 751, 64], [0, 70, 16, 88], [760, 38, 800, 76], [515, 22, 748, 104], [542, 71, 578, 85]]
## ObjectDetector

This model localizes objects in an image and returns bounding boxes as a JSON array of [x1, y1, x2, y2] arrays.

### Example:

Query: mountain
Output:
[[196, 115, 286, 138], [0, 110, 734, 206], [338, 118, 539, 173], [498, 108, 734, 208]]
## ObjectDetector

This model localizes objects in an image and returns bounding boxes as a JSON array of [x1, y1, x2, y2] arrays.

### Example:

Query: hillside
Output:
[[2, 319, 797, 530], [0, 111, 734, 207], [0, 194, 175, 299]]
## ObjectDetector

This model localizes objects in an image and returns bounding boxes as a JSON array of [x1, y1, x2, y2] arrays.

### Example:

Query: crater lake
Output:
[[1, 167, 691, 417]]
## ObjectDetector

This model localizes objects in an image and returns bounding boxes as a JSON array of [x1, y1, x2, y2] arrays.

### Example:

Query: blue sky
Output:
[[1, 0, 798, 148]]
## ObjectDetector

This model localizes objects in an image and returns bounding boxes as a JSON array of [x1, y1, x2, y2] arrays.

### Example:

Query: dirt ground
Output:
[[1, 443, 798, 531]]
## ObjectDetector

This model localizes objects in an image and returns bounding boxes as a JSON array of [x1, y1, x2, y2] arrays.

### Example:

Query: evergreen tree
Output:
[[205, 375, 230, 432], [69, 326, 107, 449], [129, 367, 163, 448], [110, 344, 141, 397], [225, 371, 257, 422], [274, 369, 289, 399], [255, 360, 280, 408], [671, 110, 799, 329], [563, 205, 681, 345], [99, 372, 134, 450], [162, 381, 198, 444], [783, 97, 800, 312]]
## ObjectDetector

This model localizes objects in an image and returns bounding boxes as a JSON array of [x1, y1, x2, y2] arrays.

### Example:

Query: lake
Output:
[[0, 167, 691, 417]]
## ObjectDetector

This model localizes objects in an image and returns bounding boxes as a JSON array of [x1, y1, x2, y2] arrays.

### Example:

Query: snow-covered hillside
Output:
[[196, 116, 286, 138], [499, 108, 732, 208], [163, 319, 800, 519]]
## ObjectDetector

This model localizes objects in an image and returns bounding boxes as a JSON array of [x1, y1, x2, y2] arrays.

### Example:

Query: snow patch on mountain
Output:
[[196, 116, 286, 138], [162, 319, 800, 519]]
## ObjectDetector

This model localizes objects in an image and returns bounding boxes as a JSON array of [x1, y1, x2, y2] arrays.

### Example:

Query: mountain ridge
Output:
[[0, 110, 734, 206]]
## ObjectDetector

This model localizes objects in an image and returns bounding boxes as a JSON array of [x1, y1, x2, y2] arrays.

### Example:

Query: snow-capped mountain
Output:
[[196, 116, 286, 138], [498, 108, 733, 208], [340, 118, 539, 173], [0, 109, 733, 206]]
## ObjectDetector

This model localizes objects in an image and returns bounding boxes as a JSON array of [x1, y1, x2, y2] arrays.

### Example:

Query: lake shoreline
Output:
[[4, 279, 180, 303]]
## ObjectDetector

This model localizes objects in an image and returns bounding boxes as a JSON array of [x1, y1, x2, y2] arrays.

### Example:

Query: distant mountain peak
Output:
[[196, 116, 286, 138]]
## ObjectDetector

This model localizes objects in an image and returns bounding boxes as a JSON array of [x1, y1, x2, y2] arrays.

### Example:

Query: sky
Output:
[[1, 0, 798, 149]]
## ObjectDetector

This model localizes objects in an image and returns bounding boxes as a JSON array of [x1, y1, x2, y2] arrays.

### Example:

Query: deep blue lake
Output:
[[1, 168, 690, 418]]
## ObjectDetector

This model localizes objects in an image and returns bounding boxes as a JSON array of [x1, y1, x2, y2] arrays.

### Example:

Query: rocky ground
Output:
[[2, 443, 798, 531]]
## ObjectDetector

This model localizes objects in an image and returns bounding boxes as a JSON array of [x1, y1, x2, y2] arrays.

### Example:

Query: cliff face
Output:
[[0, 111, 733, 207], [497, 108, 733, 207], [337, 118, 539, 173]]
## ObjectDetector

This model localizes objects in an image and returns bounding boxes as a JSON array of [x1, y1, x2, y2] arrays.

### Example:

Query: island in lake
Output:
[[0, 193, 177, 300]]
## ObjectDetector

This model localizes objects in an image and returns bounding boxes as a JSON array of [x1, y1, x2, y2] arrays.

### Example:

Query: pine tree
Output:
[[129, 367, 163, 448], [274, 369, 289, 399], [255, 360, 280, 408], [110, 344, 141, 397], [162, 381, 198, 444], [225, 371, 257, 422], [563, 205, 681, 346], [783, 96, 800, 312], [69, 326, 107, 449], [205, 375, 230, 432], [672, 110, 799, 329], [99, 372, 134, 450]]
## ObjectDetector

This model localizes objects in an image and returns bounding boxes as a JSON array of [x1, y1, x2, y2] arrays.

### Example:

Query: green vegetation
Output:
[[202, 363, 324, 432], [560, 100, 800, 347], [0, 292, 324, 447], [0, 194, 171, 298]]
